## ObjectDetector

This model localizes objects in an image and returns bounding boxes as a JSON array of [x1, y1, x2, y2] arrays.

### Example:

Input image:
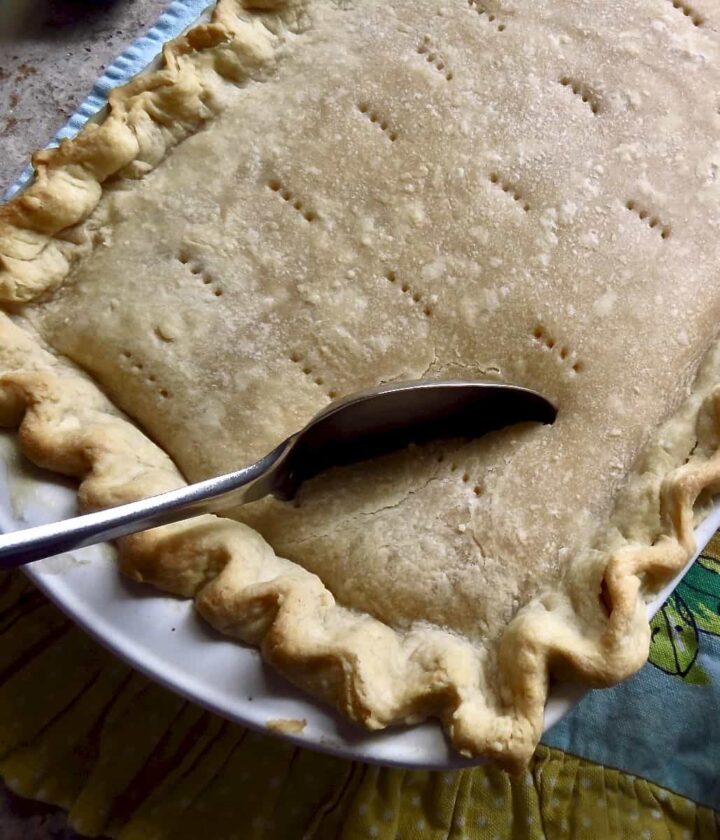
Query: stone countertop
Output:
[[1, 3, 169, 834]]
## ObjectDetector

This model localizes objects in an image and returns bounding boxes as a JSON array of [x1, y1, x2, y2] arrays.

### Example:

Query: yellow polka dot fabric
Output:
[[0, 571, 717, 839]]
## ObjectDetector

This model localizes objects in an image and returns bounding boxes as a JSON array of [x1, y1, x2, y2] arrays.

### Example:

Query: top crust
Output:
[[2, 0, 720, 768]]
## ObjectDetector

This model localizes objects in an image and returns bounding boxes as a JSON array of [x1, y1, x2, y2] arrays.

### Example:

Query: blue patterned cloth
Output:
[[544, 549, 720, 809]]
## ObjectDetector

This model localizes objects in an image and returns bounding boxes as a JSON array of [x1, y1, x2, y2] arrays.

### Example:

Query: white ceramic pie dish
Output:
[[4, 1, 720, 769], [1, 429, 717, 769]]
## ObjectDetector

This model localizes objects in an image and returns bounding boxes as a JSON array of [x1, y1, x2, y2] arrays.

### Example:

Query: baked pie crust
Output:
[[2, 0, 720, 768]]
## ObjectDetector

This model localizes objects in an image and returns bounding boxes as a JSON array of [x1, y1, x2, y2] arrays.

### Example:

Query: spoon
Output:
[[0, 379, 556, 569]]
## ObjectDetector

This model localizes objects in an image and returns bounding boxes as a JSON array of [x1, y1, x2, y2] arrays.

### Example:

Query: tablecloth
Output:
[[1, 562, 718, 837]]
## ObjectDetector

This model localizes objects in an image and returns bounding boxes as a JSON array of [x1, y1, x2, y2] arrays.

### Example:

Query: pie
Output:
[[1, 0, 720, 769]]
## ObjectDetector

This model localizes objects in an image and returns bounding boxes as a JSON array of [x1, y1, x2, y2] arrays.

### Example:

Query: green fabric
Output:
[[1, 570, 718, 839]]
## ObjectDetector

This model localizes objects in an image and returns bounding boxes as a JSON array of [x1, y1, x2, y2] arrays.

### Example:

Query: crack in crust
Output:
[[1, 0, 719, 769]]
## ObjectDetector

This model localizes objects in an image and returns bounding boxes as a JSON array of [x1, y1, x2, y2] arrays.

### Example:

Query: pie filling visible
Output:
[[2, 0, 720, 767]]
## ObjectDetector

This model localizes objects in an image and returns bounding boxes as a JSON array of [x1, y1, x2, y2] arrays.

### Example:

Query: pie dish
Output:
[[2, 0, 720, 770]]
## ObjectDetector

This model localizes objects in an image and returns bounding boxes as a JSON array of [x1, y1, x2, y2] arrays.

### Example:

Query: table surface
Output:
[[1, 2, 168, 834]]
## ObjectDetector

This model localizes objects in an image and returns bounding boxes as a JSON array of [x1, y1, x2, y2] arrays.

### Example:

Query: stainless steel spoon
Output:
[[0, 379, 555, 569]]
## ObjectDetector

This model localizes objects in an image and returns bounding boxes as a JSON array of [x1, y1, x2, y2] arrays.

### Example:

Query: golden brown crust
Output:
[[2, 0, 720, 770]]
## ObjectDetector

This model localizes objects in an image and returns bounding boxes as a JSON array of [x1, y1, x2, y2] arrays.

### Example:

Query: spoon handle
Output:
[[0, 442, 290, 570]]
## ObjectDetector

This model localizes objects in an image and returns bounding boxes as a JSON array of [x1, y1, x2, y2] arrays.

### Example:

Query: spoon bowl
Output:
[[0, 379, 556, 568]]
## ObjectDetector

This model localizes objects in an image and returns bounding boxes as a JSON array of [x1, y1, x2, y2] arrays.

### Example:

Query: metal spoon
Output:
[[0, 379, 556, 569]]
